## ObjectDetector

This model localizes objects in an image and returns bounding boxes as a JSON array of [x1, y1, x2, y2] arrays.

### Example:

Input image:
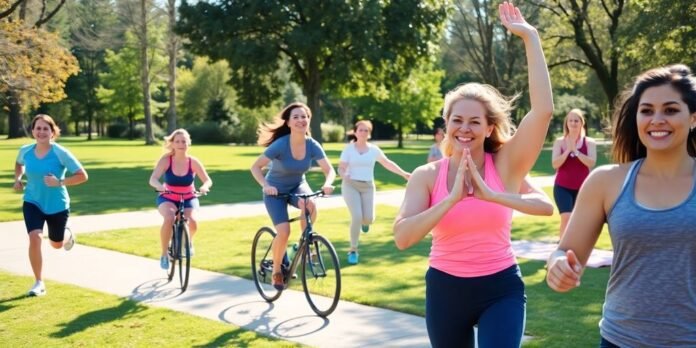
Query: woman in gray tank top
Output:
[[546, 65, 696, 347]]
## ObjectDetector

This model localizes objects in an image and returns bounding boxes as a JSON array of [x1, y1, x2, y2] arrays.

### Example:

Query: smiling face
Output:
[[32, 119, 55, 144], [355, 122, 371, 141], [171, 133, 190, 152], [637, 84, 696, 153], [565, 112, 584, 133], [287, 106, 310, 134], [446, 98, 493, 153]]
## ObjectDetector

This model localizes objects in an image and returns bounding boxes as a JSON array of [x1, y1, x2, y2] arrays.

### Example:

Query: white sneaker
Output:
[[63, 227, 75, 251], [28, 281, 46, 297]]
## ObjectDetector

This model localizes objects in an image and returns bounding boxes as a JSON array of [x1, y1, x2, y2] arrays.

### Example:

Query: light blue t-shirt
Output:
[[263, 135, 326, 192], [16, 143, 83, 214]]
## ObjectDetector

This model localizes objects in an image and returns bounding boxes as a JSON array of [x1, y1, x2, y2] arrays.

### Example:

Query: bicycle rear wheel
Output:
[[167, 224, 177, 281], [251, 226, 282, 302], [178, 222, 191, 292], [301, 234, 341, 317]]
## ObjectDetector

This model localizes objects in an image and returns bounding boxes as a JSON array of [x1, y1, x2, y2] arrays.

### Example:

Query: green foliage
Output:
[[176, 57, 238, 125], [187, 121, 235, 144], [321, 123, 345, 143], [177, 0, 448, 142], [106, 123, 128, 138]]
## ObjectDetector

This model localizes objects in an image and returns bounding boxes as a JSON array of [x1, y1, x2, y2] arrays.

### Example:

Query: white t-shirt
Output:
[[339, 143, 384, 181]]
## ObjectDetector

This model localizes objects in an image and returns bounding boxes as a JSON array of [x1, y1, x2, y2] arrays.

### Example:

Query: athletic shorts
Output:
[[23, 201, 69, 242]]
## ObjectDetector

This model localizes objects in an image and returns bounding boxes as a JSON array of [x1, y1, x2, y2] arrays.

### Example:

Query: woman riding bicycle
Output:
[[250, 102, 336, 291], [149, 129, 212, 270]]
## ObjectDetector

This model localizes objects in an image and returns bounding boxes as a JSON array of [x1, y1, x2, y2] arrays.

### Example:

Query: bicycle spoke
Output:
[[302, 234, 341, 317], [251, 227, 282, 302]]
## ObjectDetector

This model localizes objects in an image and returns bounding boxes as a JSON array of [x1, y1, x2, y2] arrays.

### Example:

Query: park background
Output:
[[1, 0, 694, 347]]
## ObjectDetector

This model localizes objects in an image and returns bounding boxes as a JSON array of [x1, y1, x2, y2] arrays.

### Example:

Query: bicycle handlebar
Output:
[[156, 190, 205, 197], [274, 190, 325, 199]]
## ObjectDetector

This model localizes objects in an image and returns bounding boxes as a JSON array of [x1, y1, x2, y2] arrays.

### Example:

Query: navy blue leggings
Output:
[[425, 265, 526, 348]]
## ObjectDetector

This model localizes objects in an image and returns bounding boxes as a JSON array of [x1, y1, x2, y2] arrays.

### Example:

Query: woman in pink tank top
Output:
[[393, 3, 554, 347], [551, 109, 596, 240]]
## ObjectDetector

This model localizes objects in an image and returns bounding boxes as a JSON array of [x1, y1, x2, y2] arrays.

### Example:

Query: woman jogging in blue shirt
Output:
[[14, 114, 88, 297]]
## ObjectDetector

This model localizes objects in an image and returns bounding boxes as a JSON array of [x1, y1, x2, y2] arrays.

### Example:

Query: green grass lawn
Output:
[[77, 205, 611, 347], [0, 271, 301, 347], [0, 137, 611, 222]]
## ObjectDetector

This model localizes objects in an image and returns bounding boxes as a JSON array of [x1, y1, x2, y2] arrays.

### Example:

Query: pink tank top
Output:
[[429, 153, 515, 277]]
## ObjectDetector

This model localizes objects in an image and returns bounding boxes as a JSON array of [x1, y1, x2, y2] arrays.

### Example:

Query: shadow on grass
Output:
[[192, 328, 262, 347], [50, 299, 146, 338], [0, 294, 27, 313]]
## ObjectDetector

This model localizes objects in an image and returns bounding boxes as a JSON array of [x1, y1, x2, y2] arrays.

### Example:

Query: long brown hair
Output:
[[345, 120, 372, 143], [257, 102, 312, 147], [611, 64, 696, 163]]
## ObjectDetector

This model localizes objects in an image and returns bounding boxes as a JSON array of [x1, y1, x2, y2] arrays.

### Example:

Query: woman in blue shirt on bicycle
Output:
[[14, 114, 89, 296], [149, 129, 212, 270], [250, 102, 336, 290]]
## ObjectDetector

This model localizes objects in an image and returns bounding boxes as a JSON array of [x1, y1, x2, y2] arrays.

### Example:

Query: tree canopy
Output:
[[177, 0, 448, 142]]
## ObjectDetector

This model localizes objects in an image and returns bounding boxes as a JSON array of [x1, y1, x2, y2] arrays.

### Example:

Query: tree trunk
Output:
[[140, 0, 155, 145], [166, 0, 178, 134], [304, 60, 323, 143], [7, 90, 26, 138], [397, 121, 404, 149]]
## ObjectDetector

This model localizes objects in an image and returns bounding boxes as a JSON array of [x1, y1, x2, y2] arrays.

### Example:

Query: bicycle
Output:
[[158, 190, 201, 292], [251, 190, 342, 317]]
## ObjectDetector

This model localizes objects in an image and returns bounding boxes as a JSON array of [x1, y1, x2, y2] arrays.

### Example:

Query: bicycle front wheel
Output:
[[251, 227, 282, 302], [178, 222, 191, 292], [167, 224, 177, 281], [301, 234, 341, 317]]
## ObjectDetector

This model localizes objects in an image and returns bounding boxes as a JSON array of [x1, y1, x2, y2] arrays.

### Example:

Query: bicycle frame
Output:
[[277, 191, 324, 282]]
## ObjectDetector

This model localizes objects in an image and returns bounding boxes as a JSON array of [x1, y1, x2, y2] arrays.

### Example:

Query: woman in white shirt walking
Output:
[[339, 120, 410, 264]]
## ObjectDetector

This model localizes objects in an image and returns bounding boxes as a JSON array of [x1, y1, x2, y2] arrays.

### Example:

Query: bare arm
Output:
[[497, 3, 554, 179], [546, 167, 614, 292], [338, 161, 349, 179], [575, 137, 597, 168], [377, 152, 410, 180], [191, 157, 213, 194], [316, 157, 336, 194], [394, 158, 466, 250], [60, 168, 88, 186], [149, 156, 169, 192], [250, 155, 276, 195], [13, 162, 24, 191]]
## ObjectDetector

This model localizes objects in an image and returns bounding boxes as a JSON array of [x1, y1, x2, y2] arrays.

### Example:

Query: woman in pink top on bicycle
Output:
[[393, 2, 554, 347]]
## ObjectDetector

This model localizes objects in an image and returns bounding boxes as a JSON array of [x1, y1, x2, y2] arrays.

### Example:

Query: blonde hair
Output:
[[563, 109, 586, 137], [163, 128, 192, 154], [441, 83, 519, 156], [31, 114, 61, 139]]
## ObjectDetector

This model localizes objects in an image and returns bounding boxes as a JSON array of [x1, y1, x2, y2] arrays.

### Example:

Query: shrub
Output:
[[107, 123, 128, 138], [321, 123, 344, 143], [187, 121, 235, 144]]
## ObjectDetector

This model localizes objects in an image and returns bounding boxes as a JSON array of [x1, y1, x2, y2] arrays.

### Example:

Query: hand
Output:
[[13, 179, 23, 192], [44, 173, 60, 187], [263, 184, 278, 196], [546, 249, 583, 292], [446, 155, 467, 204], [465, 151, 494, 201], [199, 186, 210, 195], [564, 137, 576, 154], [402, 172, 411, 181], [321, 185, 334, 196], [499, 1, 537, 39]]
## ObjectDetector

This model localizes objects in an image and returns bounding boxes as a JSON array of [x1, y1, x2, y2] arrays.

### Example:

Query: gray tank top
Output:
[[601, 159, 696, 347]]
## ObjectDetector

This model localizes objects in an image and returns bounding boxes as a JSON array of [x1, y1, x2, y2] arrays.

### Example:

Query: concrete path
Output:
[[0, 175, 611, 347]]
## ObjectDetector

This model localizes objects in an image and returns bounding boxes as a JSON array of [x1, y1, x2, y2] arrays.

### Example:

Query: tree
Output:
[[67, 0, 120, 139], [177, 0, 447, 143], [176, 57, 237, 125], [1, 0, 76, 138], [442, 0, 537, 95], [164, 0, 178, 133], [97, 41, 143, 139], [531, 0, 627, 109]]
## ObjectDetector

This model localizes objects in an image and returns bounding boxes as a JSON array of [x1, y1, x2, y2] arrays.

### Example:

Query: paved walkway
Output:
[[0, 175, 612, 347]]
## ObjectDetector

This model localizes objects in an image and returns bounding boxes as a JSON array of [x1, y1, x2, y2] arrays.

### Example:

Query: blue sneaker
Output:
[[160, 255, 169, 270], [361, 225, 370, 233], [347, 251, 359, 265]]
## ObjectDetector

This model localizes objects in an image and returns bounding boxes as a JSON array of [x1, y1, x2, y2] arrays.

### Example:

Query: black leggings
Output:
[[425, 265, 526, 348]]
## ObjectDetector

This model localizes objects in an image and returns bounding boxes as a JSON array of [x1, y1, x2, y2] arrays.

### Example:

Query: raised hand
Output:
[[546, 249, 583, 292], [498, 1, 537, 39], [447, 155, 468, 204]]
